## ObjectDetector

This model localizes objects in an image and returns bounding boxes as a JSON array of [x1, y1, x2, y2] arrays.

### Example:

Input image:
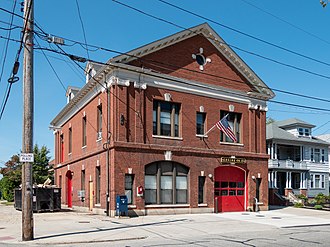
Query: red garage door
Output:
[[214, 166, 246, 212]]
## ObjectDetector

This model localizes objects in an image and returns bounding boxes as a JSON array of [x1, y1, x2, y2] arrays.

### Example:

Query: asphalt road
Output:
[[1, 203, 330, 246]]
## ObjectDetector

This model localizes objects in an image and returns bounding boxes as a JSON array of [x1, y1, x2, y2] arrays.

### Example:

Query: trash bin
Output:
[[116, 195, 128, 217], [14, 187, 61, 212]]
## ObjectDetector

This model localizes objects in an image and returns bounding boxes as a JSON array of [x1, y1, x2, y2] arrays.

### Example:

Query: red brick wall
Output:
[[130, 35, 253, 92]]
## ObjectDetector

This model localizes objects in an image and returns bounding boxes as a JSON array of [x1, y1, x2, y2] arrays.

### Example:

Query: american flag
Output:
[[215, 114, 237, 142]]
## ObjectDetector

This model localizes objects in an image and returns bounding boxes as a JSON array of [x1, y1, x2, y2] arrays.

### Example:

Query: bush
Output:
[[315, 193, 326, 205], [297, 194, 308, 202], [314, 204, 323, 210], [294, 202, 304, 208]]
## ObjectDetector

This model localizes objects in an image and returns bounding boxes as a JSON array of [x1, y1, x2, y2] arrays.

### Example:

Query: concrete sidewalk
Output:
[[1, 205, 330, 246]]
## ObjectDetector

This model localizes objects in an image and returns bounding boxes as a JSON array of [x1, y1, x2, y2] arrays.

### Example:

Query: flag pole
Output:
[[203, 124, 216, 137], [203, 114, 229, 137]]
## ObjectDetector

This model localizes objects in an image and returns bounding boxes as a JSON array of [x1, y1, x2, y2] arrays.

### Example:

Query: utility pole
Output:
[[22, 0, 34, 241]]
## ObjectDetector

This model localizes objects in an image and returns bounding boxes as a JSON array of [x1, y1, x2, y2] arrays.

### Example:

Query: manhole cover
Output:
[[271, 216, 282, 219], [256, 214, 265, 217], [78, 221, 90, 223]]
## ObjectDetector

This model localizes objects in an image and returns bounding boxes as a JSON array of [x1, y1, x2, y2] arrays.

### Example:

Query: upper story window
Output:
[[60, 134, 64, 163], [68, 127, 72, 154], [153, 100, 180, 137], [82, 116, 87, 147], [97, 105, 102, 140], [220, 111, 241, 143], [196, 112, 206, 136], [298, 128, 310, 137]]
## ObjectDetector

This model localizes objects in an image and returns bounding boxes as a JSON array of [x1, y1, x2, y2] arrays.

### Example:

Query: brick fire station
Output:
[[50, 23, 274, 216]]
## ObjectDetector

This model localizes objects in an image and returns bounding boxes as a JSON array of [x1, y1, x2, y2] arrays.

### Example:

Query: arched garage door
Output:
[[214, 166, 246, 212]]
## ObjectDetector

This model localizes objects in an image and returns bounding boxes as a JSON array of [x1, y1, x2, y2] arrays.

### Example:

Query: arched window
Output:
[[145, 161, 189, 205]]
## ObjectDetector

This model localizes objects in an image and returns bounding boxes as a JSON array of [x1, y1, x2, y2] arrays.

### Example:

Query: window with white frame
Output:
[[298, 128, 310, 137], [145, 161, 189, 205], [153, 101, 180, 137], [310, 174, 325, 189], [314, 149, 321, 163]]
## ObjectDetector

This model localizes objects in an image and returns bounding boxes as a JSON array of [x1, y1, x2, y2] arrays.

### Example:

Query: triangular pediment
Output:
[[111, 23, 274, 99]]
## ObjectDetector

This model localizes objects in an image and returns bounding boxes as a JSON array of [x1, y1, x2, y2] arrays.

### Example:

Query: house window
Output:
[[220, 111, 241, 143], [314, 149, 321, 163], [125, 174, 134, 204], [145, 161, 189, 205], [311, 148, 314, 162], [310, 174, 314, 188], [321, 149, 325, 163], [96, 166, 101, 204], [60, 134, 64, 163], [82, 116, 87, 147], [69, 127, 72, 154], [298, 128, 310, 137], [198, 176, 206, 204], [97, 105, 102, 139], [196, 112, 206, 135], [310, 174, 325, 189], [153, 101, 180, 137]]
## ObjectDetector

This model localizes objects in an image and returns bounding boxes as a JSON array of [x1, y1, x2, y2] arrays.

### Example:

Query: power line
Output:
[[0, 0, 17, 86], [32, 29, 330, 105], [75, 0, 90, 59], [156, 0, 330, 68], [38, 46, 330, 113], [240, 0, 330, 46], [2, 5, 330, 105]]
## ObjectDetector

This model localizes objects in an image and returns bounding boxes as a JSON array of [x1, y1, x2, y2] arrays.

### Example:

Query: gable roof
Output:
[[110, 23, 274, 100]]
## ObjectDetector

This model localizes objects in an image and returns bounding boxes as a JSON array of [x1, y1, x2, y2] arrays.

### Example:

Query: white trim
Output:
[[152, 135, 183, 141], [220, 142, 244, 147]]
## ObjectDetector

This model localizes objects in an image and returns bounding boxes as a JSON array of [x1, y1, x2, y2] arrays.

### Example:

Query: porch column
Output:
[[268, 172, 271, 188], [303, 172, 307, 189], [274, 143, 277, 159], [274, 171, 277, 188], [288, 171, 292, 189], [300, 172, 303, 189]]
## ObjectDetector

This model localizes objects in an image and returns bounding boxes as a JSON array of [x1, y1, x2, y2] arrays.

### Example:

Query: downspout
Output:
[[105, 72, 110, 216]]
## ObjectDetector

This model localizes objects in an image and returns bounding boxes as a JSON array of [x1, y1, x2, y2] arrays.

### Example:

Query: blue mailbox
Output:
[[116, 195, 128, 216]]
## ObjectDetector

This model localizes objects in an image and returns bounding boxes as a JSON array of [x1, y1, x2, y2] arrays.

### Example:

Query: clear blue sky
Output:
[[1, 0, 330, 168]]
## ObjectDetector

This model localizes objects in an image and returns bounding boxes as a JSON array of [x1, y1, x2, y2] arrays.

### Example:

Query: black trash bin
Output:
[[14, 187, 61, 213], [116, 195, 128, 217]]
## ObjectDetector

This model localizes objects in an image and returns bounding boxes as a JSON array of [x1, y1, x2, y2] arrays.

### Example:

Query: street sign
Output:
[[20, 153, 34, 163]]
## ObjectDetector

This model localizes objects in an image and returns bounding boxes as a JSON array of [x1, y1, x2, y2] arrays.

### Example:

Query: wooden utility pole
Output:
[[22, 0, 34, 241]]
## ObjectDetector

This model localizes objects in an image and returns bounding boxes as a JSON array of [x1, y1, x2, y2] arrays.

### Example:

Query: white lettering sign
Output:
[[20, 153, 34, 163]]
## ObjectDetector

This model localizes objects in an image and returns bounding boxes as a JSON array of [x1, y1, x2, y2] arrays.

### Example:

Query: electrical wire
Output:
[[156, 0, 330, 68], [75, 0, 90, 59], [37, 46, 330, 113], [0, 0, 18, 121], [239, 0, 330, 46], [0, 0, 17, 85], [33, 30, 330, 105], [2, 4, 330, 105]]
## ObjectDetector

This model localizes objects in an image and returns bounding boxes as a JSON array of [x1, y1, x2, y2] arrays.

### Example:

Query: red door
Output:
[[66, 171, 72, 208], [214, 166, 245, 212]]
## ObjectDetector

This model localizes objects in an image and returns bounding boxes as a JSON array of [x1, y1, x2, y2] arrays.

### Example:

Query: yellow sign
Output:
[[220, 157, 246, 164]]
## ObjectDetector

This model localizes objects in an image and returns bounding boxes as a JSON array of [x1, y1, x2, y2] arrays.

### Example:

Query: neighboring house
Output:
[[50, 23, 274, 216], [316, 134, 330, 192], [267, 119, 329, 205]]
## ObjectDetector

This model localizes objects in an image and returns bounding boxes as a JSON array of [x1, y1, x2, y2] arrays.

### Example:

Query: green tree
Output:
[[0, 155, 22, 201], [0, 145, 53, 201]]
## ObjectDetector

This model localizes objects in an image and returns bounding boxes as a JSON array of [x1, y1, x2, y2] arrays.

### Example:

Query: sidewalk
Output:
[[1, 204, 330, 246]]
